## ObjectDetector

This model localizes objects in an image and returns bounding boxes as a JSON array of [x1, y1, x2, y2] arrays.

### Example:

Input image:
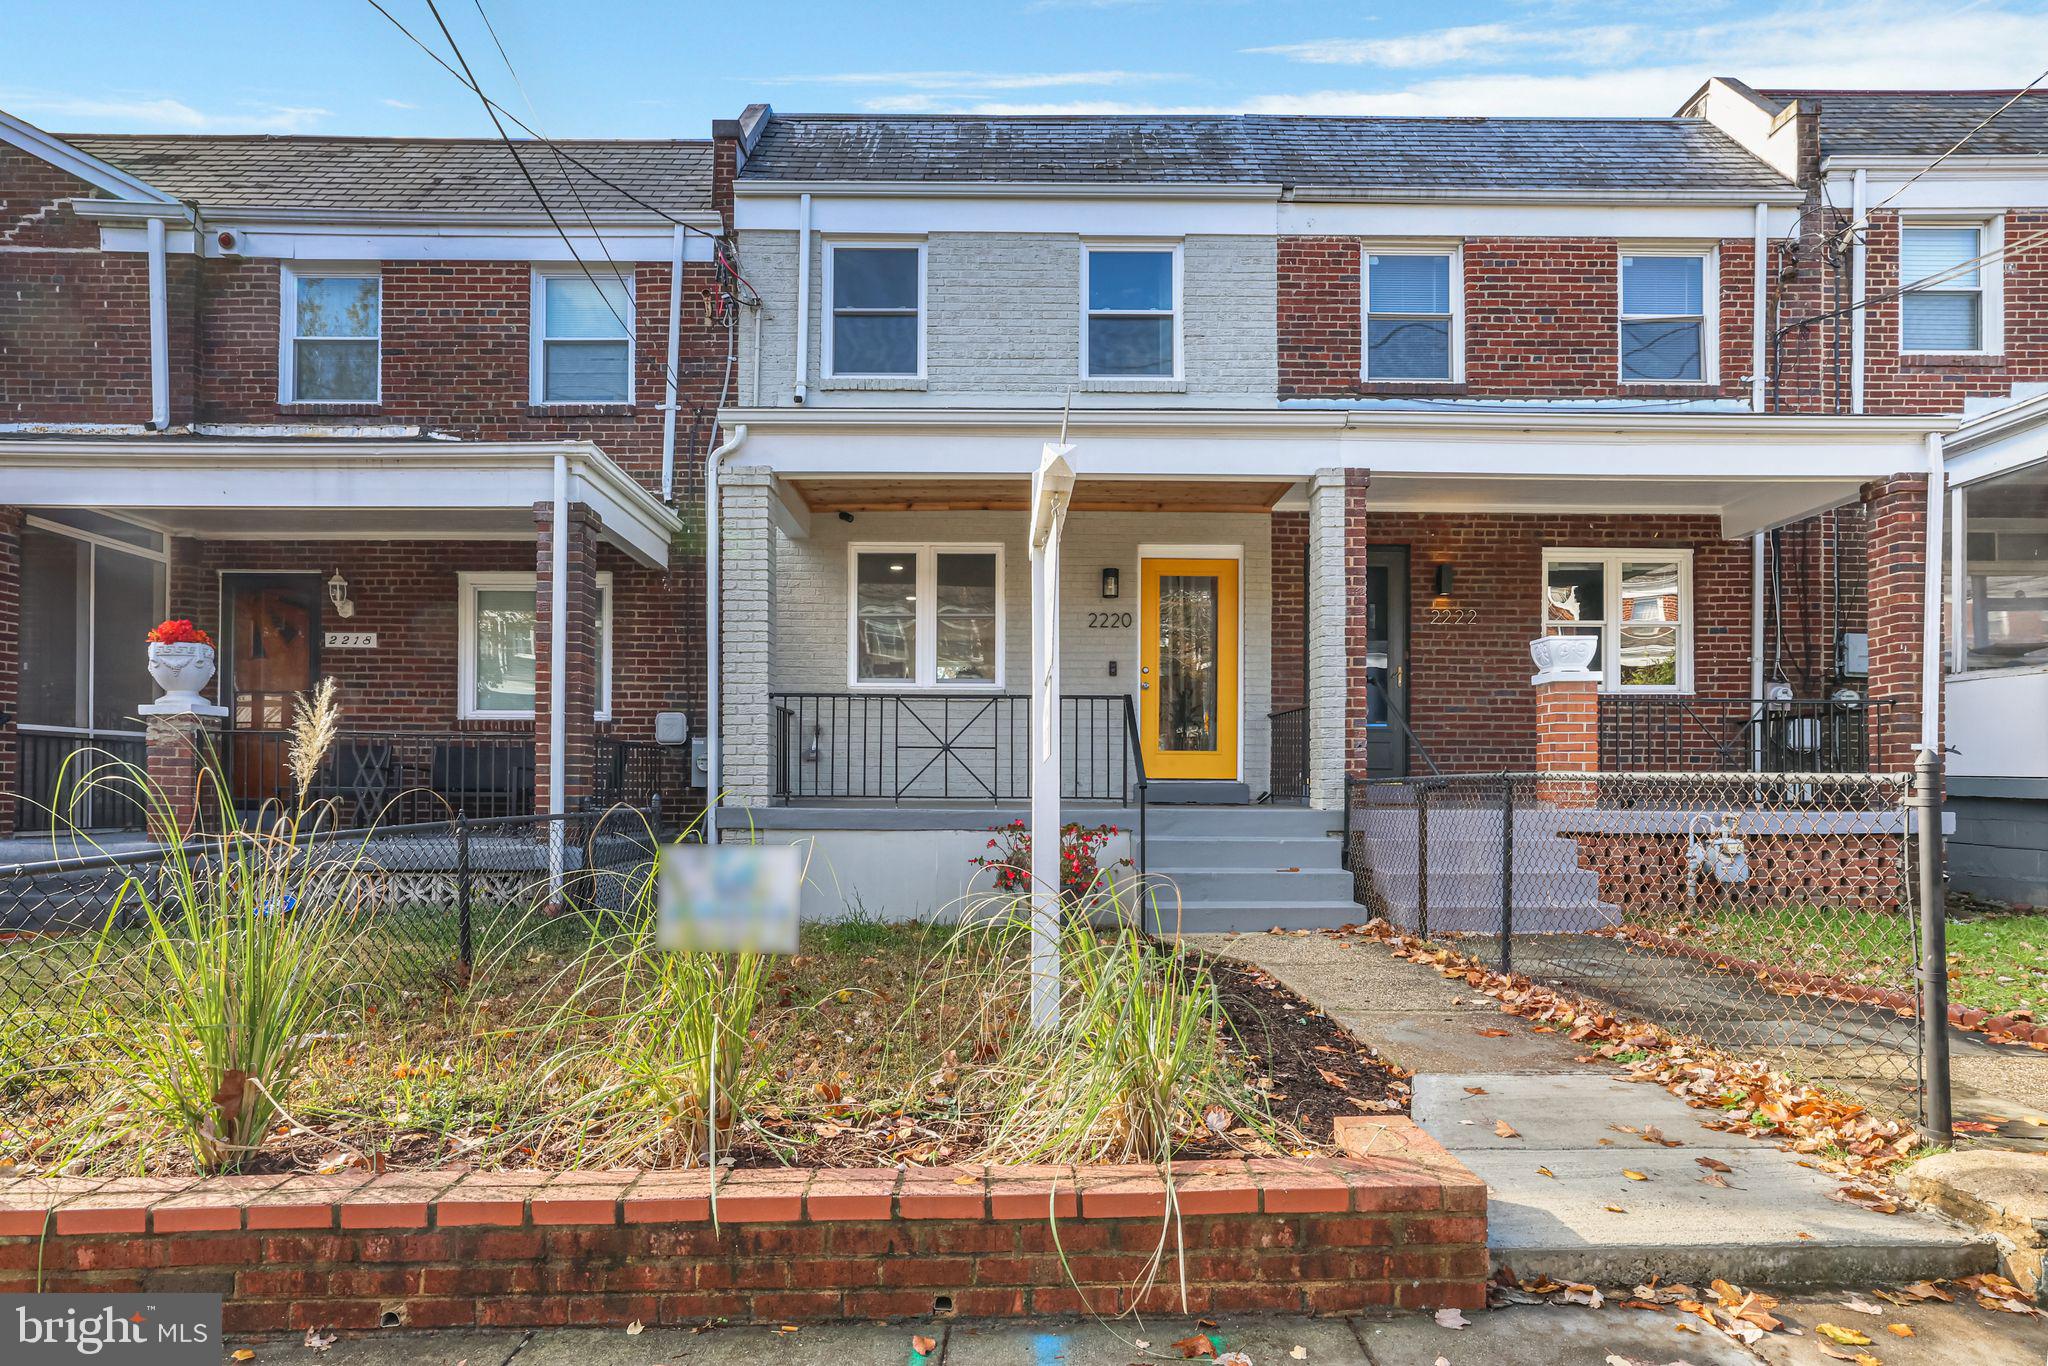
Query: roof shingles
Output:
[[1758, 90, 2048, 159]]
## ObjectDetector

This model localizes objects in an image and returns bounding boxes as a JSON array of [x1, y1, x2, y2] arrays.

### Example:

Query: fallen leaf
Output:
[[1435, 1307, 1471, 1328], [1475, 1028, 1513, 1037], [1886, 1323, 1913, 1337], [1603, 1204, 1627, 1213], [1290, 1348, 1308, 1361], [303, 1328, 337, 1352], [1818, 1323, 1874, 1346], [625, 1321, 645, 1336], [1464, 1086, 1487, 1095], [1842, 1297, 1885, 1316], [1623, 1169, 1648, 1181], [1536, 1166, 1556, 1179], [1172, 1334, 1218, 1358], [232, 1354, 255, 1363], [1696, 1157, 1733, 1173], [1215, 1355, 1253, 1366], [910, 1335, 938, 1358], [1900, 1281, 1954, 1302], [1561, 1282, 1605, 1309], [1495, 1120, 1521, 1138], [1700, 1172, 1729, 1188]]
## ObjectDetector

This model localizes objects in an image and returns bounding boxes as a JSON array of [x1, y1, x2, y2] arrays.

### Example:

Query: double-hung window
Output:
[[1542, 550, 1692, 692], [1901, 224, 1992, 353], [1364, 250, 1458, 381], [457, 572, 613, 719], [281, 268, 380, 403], [826, 244, 923, 377], [532, 269, 635, 404], [850, 545, 1003, 687], [1083, 245, 1178, 379], [1619, 252, 1711, 383]]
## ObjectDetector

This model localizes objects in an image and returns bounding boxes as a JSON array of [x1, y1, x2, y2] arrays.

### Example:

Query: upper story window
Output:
[[1619, 252, 1712, 383], [1364, 250, 1459, 382], [281, 267, 380, 403], [532, 269, 634, 404], [1083, 245, 1179, 379], [1543, 549, 1693, 692], [850, 545, 1004, 688], [826, 244, 924, 378], [1901, 223, 1994, 354]]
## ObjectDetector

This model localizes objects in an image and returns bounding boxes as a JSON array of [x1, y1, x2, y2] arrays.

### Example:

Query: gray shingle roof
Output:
[[738, 114, 1791, 191], [63, 135, 714, 215], [1758, 90, 2048, 158]]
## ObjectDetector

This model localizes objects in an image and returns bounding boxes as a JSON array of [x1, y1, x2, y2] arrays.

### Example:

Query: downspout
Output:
[[1949, 481, 1968, 674], [548, 451, 570, 898], [1751, 532, 1766, 769], [659, 224, 687, 501], [1921, 432, 1946, 755], [1851, 169, 1868, 416], [703, 422, 750, 835], [792, 192, 811, 405], [1751, 202, 1769, 411], [146, 215, 170, 430]]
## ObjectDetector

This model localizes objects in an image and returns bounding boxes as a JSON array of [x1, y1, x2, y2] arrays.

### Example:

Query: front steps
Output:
[[1140, 804, 1360, 934]]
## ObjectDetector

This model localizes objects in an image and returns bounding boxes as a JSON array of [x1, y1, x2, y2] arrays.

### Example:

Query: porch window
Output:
[[850, 546, 1003, 687], [281, 268, 380, 403], [17, 514, 167, 731], [1957, 460, 2048, 671], [1542, 550, 1692, 692], [1364, 250, 1457, 381], [532, 269, 635, 403], [1901, 224, 1991, 353], [1084, 246, 1178, 378], [1619, 252, 1710, 383], [457, 572, 613, 720], [826, 244, 922, 377]]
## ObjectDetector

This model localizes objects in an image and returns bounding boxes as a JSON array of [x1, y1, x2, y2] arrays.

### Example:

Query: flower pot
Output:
[[1529, 634, 1598, 678], [147, 641, 218, 710]]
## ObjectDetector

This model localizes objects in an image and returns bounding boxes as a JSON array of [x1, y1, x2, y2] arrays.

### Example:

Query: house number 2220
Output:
[[1087, 612, 1133, 629]]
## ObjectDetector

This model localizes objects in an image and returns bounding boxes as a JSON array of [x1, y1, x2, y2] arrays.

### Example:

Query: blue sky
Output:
[[6, 0, 2048, 139]]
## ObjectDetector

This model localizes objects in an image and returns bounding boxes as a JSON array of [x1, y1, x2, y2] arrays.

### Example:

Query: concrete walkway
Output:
[[1190, 931, 1995, 1288]]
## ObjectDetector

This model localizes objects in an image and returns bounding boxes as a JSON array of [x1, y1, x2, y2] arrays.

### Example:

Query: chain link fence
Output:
[[0, 806, 679, 1140], [1346, 770, 1929, 1119]]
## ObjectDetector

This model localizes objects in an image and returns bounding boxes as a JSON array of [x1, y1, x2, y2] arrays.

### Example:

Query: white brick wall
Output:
[[1307, 470, 1348, 812], [720, 469, 778, 805]]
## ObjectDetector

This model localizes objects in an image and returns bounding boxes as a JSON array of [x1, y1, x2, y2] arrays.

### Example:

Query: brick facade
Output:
[[1269, 510, 1307, 708], [1862, 474, 1934, 771]]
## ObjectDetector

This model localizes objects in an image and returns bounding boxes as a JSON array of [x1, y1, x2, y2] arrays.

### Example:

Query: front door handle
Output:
[[1140, 682, 1151, 691]]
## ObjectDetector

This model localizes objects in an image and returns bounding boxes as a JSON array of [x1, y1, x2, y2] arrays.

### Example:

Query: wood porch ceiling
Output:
[[784, 478, 1293, 514]]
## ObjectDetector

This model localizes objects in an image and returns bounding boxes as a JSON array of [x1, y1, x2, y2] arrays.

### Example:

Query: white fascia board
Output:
[[1943, 393, 2048, 488], [1279, 200, 1801, 239], [736, 193, 1276, 236], [95, 217, 717, 264], [1280, 185, 1804, 206], [735, 180, 1282, 200], [1822, 157, 2048, 211], [1716, 482, 1868, 538], [0, 111, 181, 206]]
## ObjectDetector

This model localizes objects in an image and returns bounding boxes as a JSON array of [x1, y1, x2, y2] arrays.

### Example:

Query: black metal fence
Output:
[[12, 729, 149, 833], [1345, 769, 1931, 1120], [217, 731, 536, 826], [1598, 694, 1894, 773], [0, 807, 671, 1136], [1268, 706, 1307, 803]]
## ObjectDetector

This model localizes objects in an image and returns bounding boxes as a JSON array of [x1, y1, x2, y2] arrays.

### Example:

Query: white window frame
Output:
[[1079, 240, 1184, 382], [457, 570, 613, 721], [821, 240, 926, 380], [1899, 216, 2002, 357], [1617, 247, 1717, 385], [1540, 548, 1695, 694], [1360, 243, 1464, 384], [279, 265, 382, 405], [528, 266, 637, 406], [846, 543, 1006, 690]]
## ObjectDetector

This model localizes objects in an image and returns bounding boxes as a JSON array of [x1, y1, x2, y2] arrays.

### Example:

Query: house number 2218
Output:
[[1087, 612, 1133, 629]]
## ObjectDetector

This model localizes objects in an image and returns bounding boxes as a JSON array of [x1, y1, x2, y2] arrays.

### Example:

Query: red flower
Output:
[[147, 619, 213, 647]]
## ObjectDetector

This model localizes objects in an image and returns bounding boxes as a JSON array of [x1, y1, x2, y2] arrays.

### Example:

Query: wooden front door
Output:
[[1138, 557, 1240, 781], [225, 575, 321, 804]]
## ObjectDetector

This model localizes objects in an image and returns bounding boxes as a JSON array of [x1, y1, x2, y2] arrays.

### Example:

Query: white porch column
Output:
[[1306, 469, 1348, 811], [719, 467, 777, 807]]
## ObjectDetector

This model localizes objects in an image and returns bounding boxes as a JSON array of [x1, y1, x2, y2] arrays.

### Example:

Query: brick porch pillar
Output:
[[1862, 474, 1935, 772], [1305, 470, 1348, 810], [535, 502, 603, 818], [1342, 468, 1374, 783], [719, 468, 778, 808], [0, 507, 20, 836], [142, 712, 224, 842], [1531, 645, 1600, 808]]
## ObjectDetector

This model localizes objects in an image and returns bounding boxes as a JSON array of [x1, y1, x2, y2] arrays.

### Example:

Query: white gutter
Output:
[[548, 451, 569, 899], [1751, 202, 1769, 411], [1949, 480, 1968, 674], [146, 215, 170, 430], [793, 193, 812, 405], [1851, 169, 1868, 416], [703, 422, 750, 830], [1751, 532, 1766, 769], [1921, 432, 1946, 755], [659, 224, 687, 501]]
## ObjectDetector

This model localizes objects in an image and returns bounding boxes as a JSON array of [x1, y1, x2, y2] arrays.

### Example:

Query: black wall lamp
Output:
[[1100, 567, 1121, 600], [1432, 563, 1456, 607]]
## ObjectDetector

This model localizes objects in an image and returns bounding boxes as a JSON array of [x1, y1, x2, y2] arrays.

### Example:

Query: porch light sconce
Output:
[[1431, 563, 1456, 608], [1100, 567, 1121, 600], [803, 722, 823, 765], [327, 569, 356, 620]]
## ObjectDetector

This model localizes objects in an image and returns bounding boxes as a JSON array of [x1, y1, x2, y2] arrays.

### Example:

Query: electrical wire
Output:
[[1775, 225, 2048, 338], [1873, 72, 2048, 212]]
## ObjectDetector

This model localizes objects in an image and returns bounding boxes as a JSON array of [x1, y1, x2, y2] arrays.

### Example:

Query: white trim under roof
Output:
[[0, 109, 181, 206], [1942, 388, 2048, 488], [0, 437, 682, 568]]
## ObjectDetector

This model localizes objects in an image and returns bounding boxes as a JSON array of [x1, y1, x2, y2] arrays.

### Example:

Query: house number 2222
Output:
[[1087, 612, 1133, 629]]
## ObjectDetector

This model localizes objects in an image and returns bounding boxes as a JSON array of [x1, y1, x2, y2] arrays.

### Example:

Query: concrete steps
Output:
[[1352, 803, 1620, 935], [1140, 804, 1358, 933]]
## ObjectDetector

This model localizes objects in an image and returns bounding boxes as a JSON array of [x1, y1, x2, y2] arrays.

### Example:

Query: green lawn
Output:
[[1947, 912, 2048, 1017]]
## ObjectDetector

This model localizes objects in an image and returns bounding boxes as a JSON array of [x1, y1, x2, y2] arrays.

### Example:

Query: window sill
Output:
[[525, 403, 637, 417], [1615, 382, 1723, 397], [816, 376, 928, 392], [1900, 352, 2005, 371], [278, 402, 383, 416], [1079, 377, 1186, 394], [1355, 380, 1466, 396]]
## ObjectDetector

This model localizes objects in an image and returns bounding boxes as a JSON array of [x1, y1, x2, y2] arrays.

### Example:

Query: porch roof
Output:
[[0, 435, 681, 567]]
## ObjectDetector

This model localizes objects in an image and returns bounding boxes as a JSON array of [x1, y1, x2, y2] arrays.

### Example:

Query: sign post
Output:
[[1028, 440, 1076, 1030]]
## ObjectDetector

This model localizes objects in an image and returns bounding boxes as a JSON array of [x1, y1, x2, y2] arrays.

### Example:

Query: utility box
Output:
[[1838, 632, 1870, 677], [654, 711, 691, 746], [689, 735, 708, 788]]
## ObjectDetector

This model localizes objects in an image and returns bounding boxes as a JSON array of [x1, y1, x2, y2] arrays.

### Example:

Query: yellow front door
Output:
[[1139, 557, 1239, 781]]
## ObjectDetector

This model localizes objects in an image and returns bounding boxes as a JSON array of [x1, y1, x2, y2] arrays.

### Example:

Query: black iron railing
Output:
[[221, 730, 536, 826], [1598, 694, 1894, 774], [594, 736, 697, 816], [769, 693, 1140, 804], [1268, 705, 1307, 803], [11, 728, 149, 832]]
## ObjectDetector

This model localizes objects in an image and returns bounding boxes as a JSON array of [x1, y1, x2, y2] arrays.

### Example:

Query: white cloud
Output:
[[381, 98, 420, 111], [1, 90, 330, 133]]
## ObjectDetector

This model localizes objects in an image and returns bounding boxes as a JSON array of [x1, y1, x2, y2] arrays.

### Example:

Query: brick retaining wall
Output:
[[0, 1123, 1486, 1332]]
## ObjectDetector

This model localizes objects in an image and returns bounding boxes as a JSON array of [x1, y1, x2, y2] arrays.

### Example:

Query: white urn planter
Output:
[[144, 641, 226, 716], [1529, 634, 1600, 684]]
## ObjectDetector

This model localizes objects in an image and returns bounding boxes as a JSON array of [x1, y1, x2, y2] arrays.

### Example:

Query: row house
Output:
[[1, 112, 741, 840], [1687, 83, 2048, 903], [711, 107, 1948, 922]]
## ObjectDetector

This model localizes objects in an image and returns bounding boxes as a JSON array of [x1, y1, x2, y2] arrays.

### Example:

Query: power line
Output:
[[1874, 71, 2048, 212], [1777, 225, 2048, 337]]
